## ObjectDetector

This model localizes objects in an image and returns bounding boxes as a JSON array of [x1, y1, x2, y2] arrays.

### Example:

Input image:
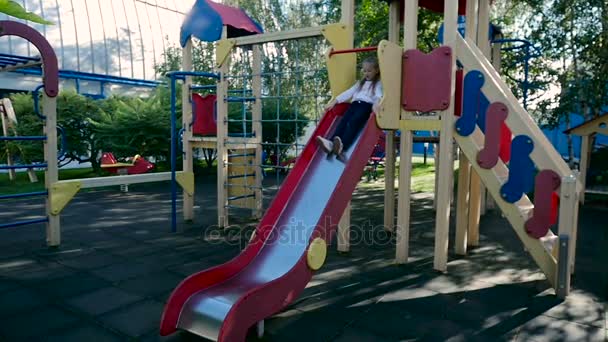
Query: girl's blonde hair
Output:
[[357, 57, 381, 95]]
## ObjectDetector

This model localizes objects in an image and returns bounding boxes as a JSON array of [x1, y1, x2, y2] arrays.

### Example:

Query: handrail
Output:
[[329, 46, 378, 56], [455, 35, 576, 184]]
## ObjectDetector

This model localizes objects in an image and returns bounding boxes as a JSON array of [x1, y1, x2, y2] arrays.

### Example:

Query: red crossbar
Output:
[[329, 46, 378, 56]]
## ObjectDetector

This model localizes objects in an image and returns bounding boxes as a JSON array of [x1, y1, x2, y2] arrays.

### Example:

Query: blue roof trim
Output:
[[180, 0, 224, 47]]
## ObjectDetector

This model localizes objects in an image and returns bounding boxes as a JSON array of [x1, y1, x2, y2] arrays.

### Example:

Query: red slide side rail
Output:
[[159, 104, 349, 336], [217, 113, 382, 341]]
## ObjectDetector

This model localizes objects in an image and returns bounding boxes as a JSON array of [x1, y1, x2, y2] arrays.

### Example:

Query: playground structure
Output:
[[564, 112, 608, 203], [172, 0, 339, 227], [0, 20, 191, 242], [159, 0, 581, 341]]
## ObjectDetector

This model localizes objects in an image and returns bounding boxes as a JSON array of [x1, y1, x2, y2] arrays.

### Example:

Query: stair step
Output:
[[540, 233, 559, 258]]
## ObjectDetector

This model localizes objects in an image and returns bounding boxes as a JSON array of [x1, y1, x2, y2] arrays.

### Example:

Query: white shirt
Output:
[[335, 80, 383, 106]]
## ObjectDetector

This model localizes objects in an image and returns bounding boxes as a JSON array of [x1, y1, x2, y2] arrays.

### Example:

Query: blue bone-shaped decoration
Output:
[[500, 135, 536, 203], [455, 70, 490, 136]]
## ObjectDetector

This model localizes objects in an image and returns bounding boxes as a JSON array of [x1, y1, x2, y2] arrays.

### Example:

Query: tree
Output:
[[0, 0, 52, 25], [7, 91, 106, 171], [492, 0, 608, 165]]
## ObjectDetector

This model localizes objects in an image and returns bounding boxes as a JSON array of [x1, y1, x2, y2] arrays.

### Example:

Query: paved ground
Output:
[[0, 174, 606, 341]]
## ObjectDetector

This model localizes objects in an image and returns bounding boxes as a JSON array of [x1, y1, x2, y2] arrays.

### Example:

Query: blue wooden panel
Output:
[[455, 70, 484, 136], [500, 135, 536, 203]]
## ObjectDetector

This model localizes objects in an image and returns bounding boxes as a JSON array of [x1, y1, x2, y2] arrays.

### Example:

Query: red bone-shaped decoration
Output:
[[525, 170, 561, 239], [477, 102, 508, 169]]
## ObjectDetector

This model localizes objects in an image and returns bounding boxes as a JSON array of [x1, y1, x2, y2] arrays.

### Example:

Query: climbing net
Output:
[[223, 35, 331, 208]]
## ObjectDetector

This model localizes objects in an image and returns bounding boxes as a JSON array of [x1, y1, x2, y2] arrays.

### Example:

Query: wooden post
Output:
[[217, 27, 229, 228], [337, 0, 355, 252], [383, 0, 400, 232], [579, 134, 591, 204], [182, 40, 195, 221], [557, 174, 577, 295], [455, 0, 478, 254], [396, 0, 418, 264], [433, 0, 458, 272], [454, 149, 471, 255], [0, 104, 16, 181], [467, 0, 491, 247], [252, 45, 264, 218], [44, 95, 59, 246]]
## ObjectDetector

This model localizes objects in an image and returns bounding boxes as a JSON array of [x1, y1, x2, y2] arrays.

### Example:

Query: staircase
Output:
[[453, 35, 580, 290]]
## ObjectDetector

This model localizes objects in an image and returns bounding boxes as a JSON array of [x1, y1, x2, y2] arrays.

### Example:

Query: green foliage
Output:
[[4, 91, 104, 169], [493, 0, 608, 127], [90, 87, 180, 167], [0, 0, 53, 25]]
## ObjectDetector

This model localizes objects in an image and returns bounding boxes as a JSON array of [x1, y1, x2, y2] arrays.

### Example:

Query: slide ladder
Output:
[[454, 35, 579, 291]]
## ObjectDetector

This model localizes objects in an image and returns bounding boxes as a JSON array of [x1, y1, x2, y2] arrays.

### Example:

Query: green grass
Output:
[[0, 168, 98, 195]]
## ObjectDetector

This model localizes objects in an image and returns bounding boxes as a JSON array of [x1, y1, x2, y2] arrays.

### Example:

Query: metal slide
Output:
[[160, 103, 382, 341]]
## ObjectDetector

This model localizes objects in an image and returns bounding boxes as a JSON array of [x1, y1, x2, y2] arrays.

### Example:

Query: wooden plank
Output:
[[455, 150, 471, 255], [400, 119, 441, 131], [433, 0, 458, 272], [395, 0, 418, 264], [376, 40, 403, 129], [455, 128, 558, 287], [43, 96, 60, 246], [252, 45, 264, 218], [337, 202, 350, 252], [455, 35, 576, 185], [182, 40, 194, 221], [217, 27, 229, 228], [1, 104, 16, 181], [579, 135, 590, 204], [468, 172, 481, 246], [383, 0, 400, 233], [455, 0, 477, 255], [557, 175, 577, 294], [337, 0, 355, 250], [396, 131, 413, 263], [233, 26, 324, 46], [57, 172, 176, 188]]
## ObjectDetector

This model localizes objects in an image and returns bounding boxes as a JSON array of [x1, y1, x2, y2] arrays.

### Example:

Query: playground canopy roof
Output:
[[563, 113, 608, 137], [180, 0, 263, 47]]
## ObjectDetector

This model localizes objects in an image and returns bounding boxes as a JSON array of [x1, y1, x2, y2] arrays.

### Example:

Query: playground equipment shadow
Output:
[[0, 178, 605, 341]]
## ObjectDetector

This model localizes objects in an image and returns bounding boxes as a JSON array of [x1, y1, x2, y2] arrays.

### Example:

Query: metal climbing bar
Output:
[[329, 46, 378, 56], [0, 135, 46, 141], [227, 173, 256, 179], [227, 194, 255, 202], [0, 217, 48, 229], [226, 97, 256, 103], [0, 163, 47, 170], [0, 191, 47, 200], [167, 71, 220, 80]]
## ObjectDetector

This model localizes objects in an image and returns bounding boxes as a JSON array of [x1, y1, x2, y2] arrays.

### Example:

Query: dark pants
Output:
[[331, 101, 373, 151]]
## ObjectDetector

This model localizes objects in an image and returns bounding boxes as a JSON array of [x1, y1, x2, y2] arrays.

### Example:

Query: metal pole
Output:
[[170, 75, 177, 233]]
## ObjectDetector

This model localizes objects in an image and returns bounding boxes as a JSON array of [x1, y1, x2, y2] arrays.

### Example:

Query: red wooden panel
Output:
[[525, 170, 561, 239], [402, 46, 453, 113], [192, 94, 217, 136]]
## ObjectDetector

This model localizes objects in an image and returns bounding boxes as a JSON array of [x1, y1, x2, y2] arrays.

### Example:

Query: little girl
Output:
[[316, 57, 382, 162]]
